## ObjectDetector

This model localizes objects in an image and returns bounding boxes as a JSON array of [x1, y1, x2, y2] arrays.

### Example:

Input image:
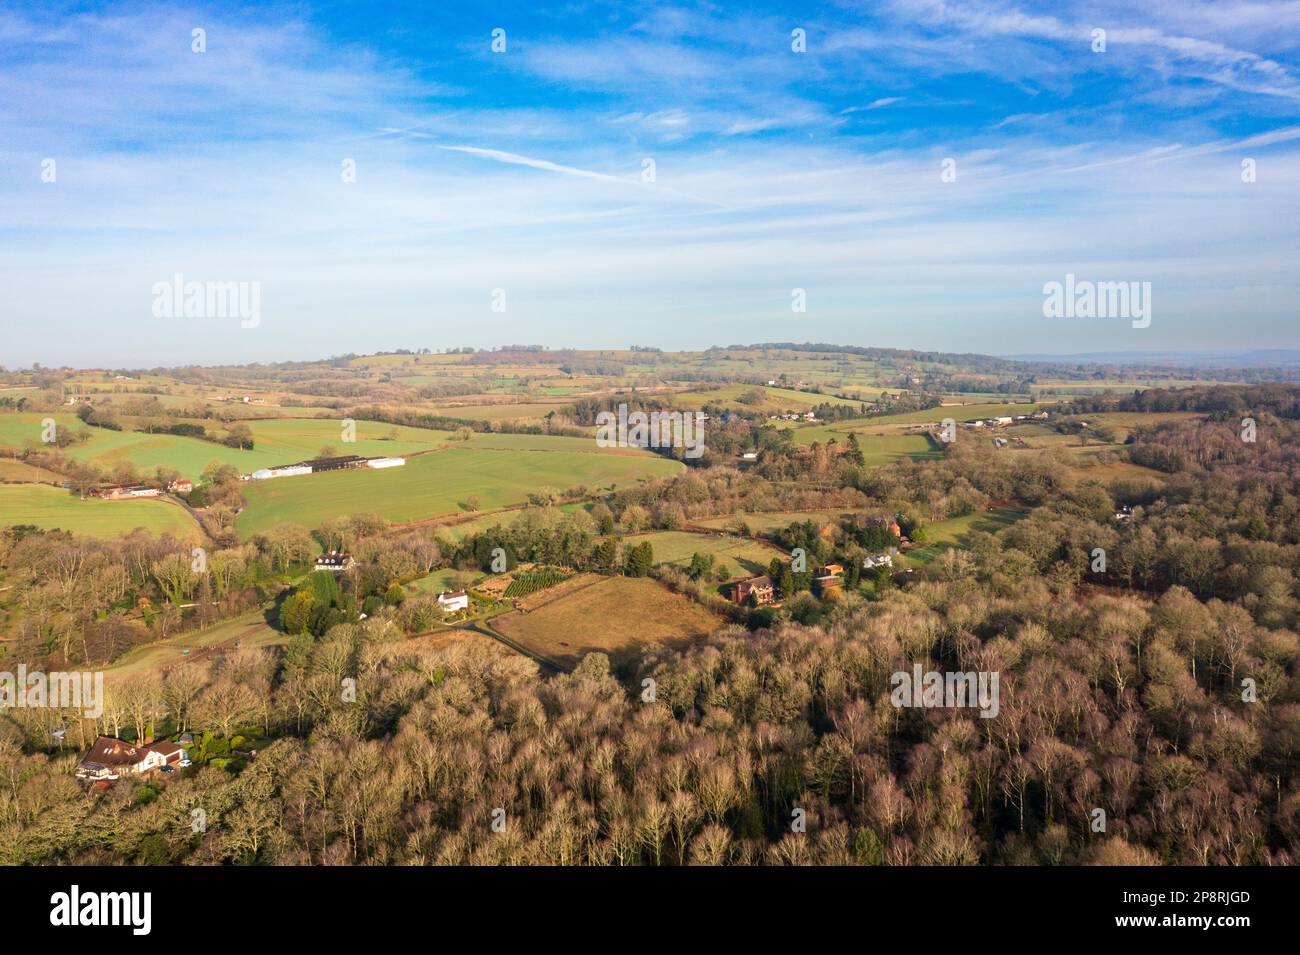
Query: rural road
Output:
[[452, 617, 568, 674]]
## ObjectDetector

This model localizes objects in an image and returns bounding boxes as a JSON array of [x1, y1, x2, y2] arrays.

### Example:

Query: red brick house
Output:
[[728, 575, 775, 606]]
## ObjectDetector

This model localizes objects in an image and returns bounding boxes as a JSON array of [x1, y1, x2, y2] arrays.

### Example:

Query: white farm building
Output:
[[247, 455, 405, 482], [250, 464, 313, 480]]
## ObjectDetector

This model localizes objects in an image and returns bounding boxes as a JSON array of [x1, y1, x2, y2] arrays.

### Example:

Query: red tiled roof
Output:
[[82, 736, 148, 768]]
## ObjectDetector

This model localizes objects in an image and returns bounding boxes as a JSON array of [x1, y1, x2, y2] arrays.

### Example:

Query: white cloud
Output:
[[841, 98, 904, 114]]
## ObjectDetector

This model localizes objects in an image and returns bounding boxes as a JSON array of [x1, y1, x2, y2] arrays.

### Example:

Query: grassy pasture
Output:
[[624, 530, 787, 580], [0, 413, 449, 481], [105, 609, 285, 677], [904, 507, 1027, 564], [0, 459, 63, 482], [790, 431, 943, 468], [431, 402, 571, 421], [1062, 456, 1168, 486], [691, 510, 851, 535], [235, 443, 682, 537], [404, 568, 475, 597], [0, 484, 202, 539], [411, 500, 591, 540], [491, 575, 722, 668]]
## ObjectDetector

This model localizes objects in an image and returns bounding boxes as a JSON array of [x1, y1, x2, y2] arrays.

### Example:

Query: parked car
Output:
[[178, 759, 192, 768], [160, 765, 175, 773]]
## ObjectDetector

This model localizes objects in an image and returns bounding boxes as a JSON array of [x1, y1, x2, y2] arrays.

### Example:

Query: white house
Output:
[[367, 457, 406, 469], [864, 553, 894, 570], [437, 591, 469, 612], [315, 551, 355, 572]]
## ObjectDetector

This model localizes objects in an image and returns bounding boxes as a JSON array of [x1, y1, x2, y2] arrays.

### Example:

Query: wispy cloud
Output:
[[439, 145, 639, 185], [842, 97, 904, 114]]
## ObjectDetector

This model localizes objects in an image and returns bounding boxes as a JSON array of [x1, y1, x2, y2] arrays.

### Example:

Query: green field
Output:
[[106, 608, 286, 677], [414, 500, 590, 540], [790, 431, 943, 467], [0, 459, 62, 482], [0, 484, 202, 539], [0, 413, 450, 480], [905, 507, 1028, 564], [625, 530, 787, 579], [691, 510, 851, 534], [235, 443, 682, 537], [430, 402, 571, 421], [404, 567, 477, 596]]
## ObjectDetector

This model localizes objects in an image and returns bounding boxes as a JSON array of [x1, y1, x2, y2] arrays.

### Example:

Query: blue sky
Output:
[[2, 0, 1299, 367]]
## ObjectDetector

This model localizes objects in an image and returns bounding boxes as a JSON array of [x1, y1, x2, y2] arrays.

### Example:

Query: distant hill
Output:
[[1003, 349, 1300, 367]]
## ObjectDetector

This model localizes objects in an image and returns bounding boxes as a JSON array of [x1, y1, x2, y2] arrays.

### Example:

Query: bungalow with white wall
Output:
[[76, 737, 188, 781], [437, 591, 469, 612]]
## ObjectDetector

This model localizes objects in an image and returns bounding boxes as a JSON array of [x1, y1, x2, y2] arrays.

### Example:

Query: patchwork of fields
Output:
[[0, 349, 1254, 700], [666, 383, 867, 414]]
